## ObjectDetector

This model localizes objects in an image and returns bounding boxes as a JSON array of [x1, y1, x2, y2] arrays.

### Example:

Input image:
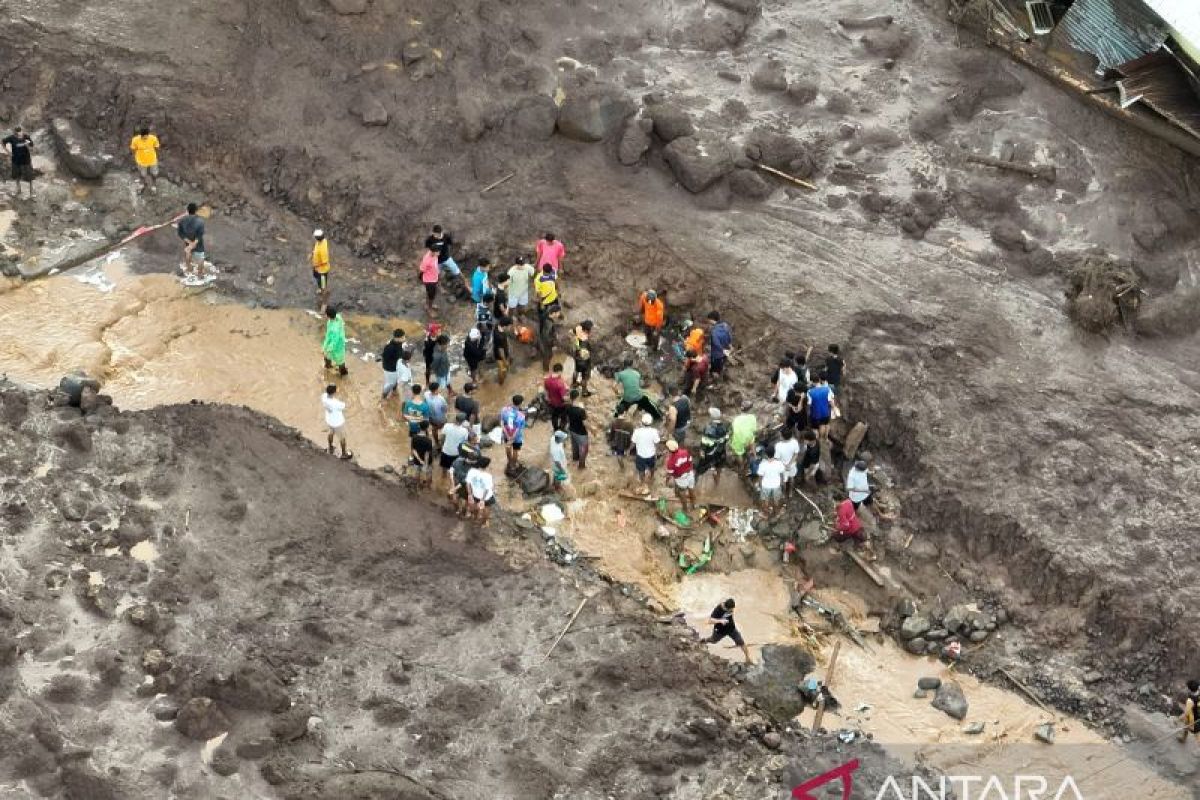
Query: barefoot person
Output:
[[807, 372, 837, 442], [664, 439, 696, 512], [177, 203, 210, 286], [756, 449, 786, 517], [549, 430, 572, 496], [500, 395, 527, 468], [2, 126, 34, 199], [380, 329, 408, 401], [706, 598, 753, 665], [322, 306, 348, 376], [419, 247, 440, 316], [572, 320, 594, 396], [311, 229, 332, 311], [129, 125, 161, 194], [322, 384, 352, 460], [631, 413, 661, 493], [466, 456, 497, 525], [507, 256, 535, 322], [536, 232, 566, 275], [565, 389, 590, 469], [408, 420, 434, 488]]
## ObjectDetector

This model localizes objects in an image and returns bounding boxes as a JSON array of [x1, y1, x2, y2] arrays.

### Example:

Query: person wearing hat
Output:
[[549, 430, 572, 495], [664, 439, 696, 512], [463, 326, 488, 385], [706, 598, 752, 665], [322, 305, 348, 377], [630, 413, 662, 492], [312, 229, 332, 311], [637, 289, 666, 351], [699, 407, 730, 486]]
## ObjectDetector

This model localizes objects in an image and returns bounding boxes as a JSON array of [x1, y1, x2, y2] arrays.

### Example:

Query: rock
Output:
[[785, 80, 819, 105], [917, 677, 942, 691], [174, 698, 231, 741], [1034, 723, 1056, 744], [942, 604, 971, 634], [78, 387, 100, 414], [716, 70, 742, 83], [150, 697, 179, 722], [925, 628, 949, 641], [899, 613, 932, 640], [750, 57, 788, 91], [617, 116, 653, 166], [990, 221, 1028, 251], [508, 96, 558, 140], [762, 731, 782, 749], [50, 118, 111, 180], [58, 374, 101, 407], [913, 689, 929, 699], [648, 104, 695, 143], [963, 722, 986, 735], [903, 637, 927, 655], [327, 0, 368, 13], [556, 85, 633, 142], [663, 136, 734, 193], [743, 129, 811, 173], [728, 168, 773, 200], [211, 661, 290, 712], [1083, 671, 1104, 685], [968, 629, 990, 643], [210, 738, 240, 776], [141, 648, 171, 676], [860, 28, 912, 59], [236, 737, 275, 760], [351, 94, 389, 127], [269, 705, 313, 742], [932, 681, 969, 721], [712, 0, 760, 12], [401, 41, 430, 66], [895, 598, 917, 618]]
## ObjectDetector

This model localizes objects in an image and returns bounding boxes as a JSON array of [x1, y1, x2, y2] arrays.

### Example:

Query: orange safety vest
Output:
[[639, 293, 665, 328]]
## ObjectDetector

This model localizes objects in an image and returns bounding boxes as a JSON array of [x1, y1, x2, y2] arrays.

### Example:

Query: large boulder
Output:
[[750, 57, 788, 91], [507, 96, 558, 140], [648, 103, 696, 143], [932, 681, 969, 720], [663, 136, 734, 193], [617, 116, 653, 165], [50, 118, 111, 180], [175, 697, 232, 741], [58, 374, 101, 407], [350, 94, 389, 127], [728, 168, 773, 200], [556, 86, 633, 142], [899, 612, 932, 640]]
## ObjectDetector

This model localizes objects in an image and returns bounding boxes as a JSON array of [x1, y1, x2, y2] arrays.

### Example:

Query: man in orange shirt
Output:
[[129, 126, 161, 194], [638, 289, 665, 351]]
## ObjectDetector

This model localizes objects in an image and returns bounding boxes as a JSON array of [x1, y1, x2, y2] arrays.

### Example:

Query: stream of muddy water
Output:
[[0, 247, 1188, 797]]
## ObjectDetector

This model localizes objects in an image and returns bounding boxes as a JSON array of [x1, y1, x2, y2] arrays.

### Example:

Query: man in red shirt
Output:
[[664, 439, 696, 512], [682, 348, 710, 396], [543, 362, 569, 431], [834, 497, 875, 558]]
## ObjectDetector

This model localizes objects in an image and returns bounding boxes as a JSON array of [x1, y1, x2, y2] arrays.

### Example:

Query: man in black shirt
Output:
[[408, 420, 434, 487], [2, 126, 34, 198], [493, 315, 512, 384], [492, 272, 510, 320], [176, 202, 210, 286], [565, 389, 590, 469], [706, 598, 752, 664], [825, 343, 845, 397], [380, 329, 405, 400], [454, 382, 481, 436], [423, 224, 470, 294]]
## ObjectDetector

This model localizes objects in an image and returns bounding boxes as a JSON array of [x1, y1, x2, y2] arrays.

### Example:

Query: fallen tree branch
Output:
[[755, 163, 818, 191], [964, 152, 1056, 182], [480, 172, 515, 193], [544, 596, 589, 662]]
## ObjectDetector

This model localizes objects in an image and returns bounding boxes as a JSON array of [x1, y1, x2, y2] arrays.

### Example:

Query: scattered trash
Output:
[[540, 503, 565, 524], [727, 507, 758, 542], [854, 702, 872, 713], [624, 331, 647, 349], [837, 730, 857, 744], [1034, 722, 1056, 744]]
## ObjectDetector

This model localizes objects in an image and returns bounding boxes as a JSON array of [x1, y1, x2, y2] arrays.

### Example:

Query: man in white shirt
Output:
[[322, 384, 352, 460], [773, 427, 801, 496], [772, 359, 798, 405], [756, 451, 786, 516], [630, 413, 661, 493], [439, 413, 470, 483], [506, 256, 536, 322], [846, 459, 872, 509], [466, 456, 497, 526]]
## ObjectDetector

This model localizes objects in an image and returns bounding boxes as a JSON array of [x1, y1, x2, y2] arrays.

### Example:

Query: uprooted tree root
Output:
[[1064, 255, 1142, 333]]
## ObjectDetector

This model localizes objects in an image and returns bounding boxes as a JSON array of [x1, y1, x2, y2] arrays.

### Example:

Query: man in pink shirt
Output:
[[419, 248, 440, 316], [543, 362, 569, 431], [536, 232, 565, 275]]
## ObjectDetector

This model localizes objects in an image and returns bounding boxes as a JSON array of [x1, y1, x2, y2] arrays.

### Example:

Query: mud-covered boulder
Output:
[[175, 697, 232, 741], [750, 57, 788, 91], [663, 136, 734, 193], [729, 168, 773, 200], [618, 116, 653, 165], [507, 96, 558, 140], [58, 374, 101, 407], [351, 94, 389, 127], [932, 681, 969, 720], [648, 103, 696, 143], [556, 86, 633, 142], [50, 118, 111, 180]]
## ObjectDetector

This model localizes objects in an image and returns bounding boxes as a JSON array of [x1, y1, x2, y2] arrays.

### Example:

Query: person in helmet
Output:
[[638, 289, 665, 351]]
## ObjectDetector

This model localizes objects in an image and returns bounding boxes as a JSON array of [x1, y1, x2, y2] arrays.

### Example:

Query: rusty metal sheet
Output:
[[1116, 50, 1200, 139]]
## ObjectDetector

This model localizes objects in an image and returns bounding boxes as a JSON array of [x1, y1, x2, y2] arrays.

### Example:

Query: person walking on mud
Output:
[[507, 256, 535, 322], [544, 362, 569, 431], [466, 456, 497, 526], [565, 389, 590, 469], [572, 320, 594, 396], [613, 357, 661, 421], [311, 229, 332, 311], [706, 311, 734, 379], [422, 323, 441, 386], [493, 315, 513, 384], [463, 327, 487, 385], [549, 430, 572, 496], [177, 203, 211, 286], [500, 394, 527, 469], [419, 247, 440, 316], [129, 125, 161, 194], [424, 382, 448, 438], [322, 384, 353, 460], [430, 334, 452, 395], [379, 329, 408, 401], [2, 126, 34, 199], [664, 439, 696, 512], [706, 598, 752, 665], [631, 413, 661, 493], [322, 305, 348, 376], [424, 224, 470, 295], [637, 289, 665, 352]]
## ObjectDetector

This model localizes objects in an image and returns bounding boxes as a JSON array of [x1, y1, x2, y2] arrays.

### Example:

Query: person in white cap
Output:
[[312, 228, 331, 311], [630, 413, 661, 492]]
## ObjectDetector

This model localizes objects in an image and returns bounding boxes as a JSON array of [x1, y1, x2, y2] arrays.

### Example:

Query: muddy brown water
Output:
[[0, 257, 1187, 797]]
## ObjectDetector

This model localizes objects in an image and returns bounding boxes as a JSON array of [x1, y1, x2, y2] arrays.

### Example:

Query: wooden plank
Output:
[[812, 639, 843, 731], [846, 549, 885, 587]]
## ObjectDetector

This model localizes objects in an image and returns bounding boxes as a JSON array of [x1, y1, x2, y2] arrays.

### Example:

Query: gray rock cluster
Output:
[[895, 600, 1004, 659]]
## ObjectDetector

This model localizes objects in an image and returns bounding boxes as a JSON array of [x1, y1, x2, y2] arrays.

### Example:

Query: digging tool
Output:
[[964, 152, 1056, 182], [544, 596, 589, 662]]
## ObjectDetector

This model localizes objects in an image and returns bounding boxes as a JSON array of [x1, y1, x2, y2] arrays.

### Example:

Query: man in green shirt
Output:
[[730, 412, 758, 463], [323, 306, 348, 376], [612, 356, 661, 421]]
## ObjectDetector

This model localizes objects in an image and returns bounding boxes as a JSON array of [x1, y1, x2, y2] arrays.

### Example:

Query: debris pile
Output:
[[1064, 255, 1143, 333]]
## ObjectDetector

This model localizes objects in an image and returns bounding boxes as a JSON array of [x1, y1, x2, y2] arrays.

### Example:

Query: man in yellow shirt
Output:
[[129, 126, 160, 194], [312, 229, 332, 311]]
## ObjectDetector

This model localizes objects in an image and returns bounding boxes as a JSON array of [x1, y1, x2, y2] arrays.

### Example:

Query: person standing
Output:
[[424, 382, 449, 438], [535, 264, 559, 314], [491, 270, 510, 322], [772, 358, 798, 405], [322, 384, 352, 460], [2, 126, 34, 199], [493, 315, 512, 384], [549, 430, 572, 496], [536, 232, 565, 275], [756, 450, 786, 517], [664, 439, 696, 512], [799, 429, 822, 483], [177, 203, 210, 286], [774, 427, 802, 497], [408, 420, 434, 487], [682, 348, 709, 397], [454, 381, 481, 437], [536, 300, 560, 372], [706, 598, 753, 665], [402, 384, 429, 436], [310, 229, 332, 311], [707, 311, 734, 378], [834, 496, 868, 547], [699, 408, 730, 487], [470, 258, 492, 305], [448, 445, 476, 516], [543, 362, 569, 430], [571, 320, 594, 396], [430, 334, 452, 393], [466, 456, 497, 526], [612, 357, 661, 420], [664, 386, 692, 446], [422, 323, 441, 385], [785, 382, 806, 434], [730, 411, 758, 464], [507, 256, 535, 321], [846, 459, 873, 511], [380, 329, 407, 400], [825, 343, 846, 396], [637, 289, 665, 351], [500, 394, 527, 468], [419, 247, 440, 316], [322, 306, 349, 376], [463, 327, 487, 385], [631, 413, 661, 493], [608, 411, 635, 469], [684, 321, 706, 359], [129, 125, 161, 194], [439, 413, 470, 483], [1179, 680, 1200, 743], [424, 224, 469, 294], [565, 389, 590, 469], [807, 372, 837, 442]]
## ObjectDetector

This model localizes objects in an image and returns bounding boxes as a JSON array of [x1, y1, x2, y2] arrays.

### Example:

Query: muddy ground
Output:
[[2, 0, 1200, 796]]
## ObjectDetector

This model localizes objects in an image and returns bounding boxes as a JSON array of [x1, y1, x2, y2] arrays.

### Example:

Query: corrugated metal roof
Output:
[[1055, 0, 1168, 74], [1116, 51, 1200, 140]]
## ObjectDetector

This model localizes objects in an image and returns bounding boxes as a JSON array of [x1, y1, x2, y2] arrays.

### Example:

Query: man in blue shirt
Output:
[[500, 394, 527, 469], [807, 371, 836, 442], [471, 258, 492, 304], [706, 311, 734, 378]]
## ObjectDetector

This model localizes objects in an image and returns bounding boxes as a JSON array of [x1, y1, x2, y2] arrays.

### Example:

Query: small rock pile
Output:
[[892, 599, 1006, 659]]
